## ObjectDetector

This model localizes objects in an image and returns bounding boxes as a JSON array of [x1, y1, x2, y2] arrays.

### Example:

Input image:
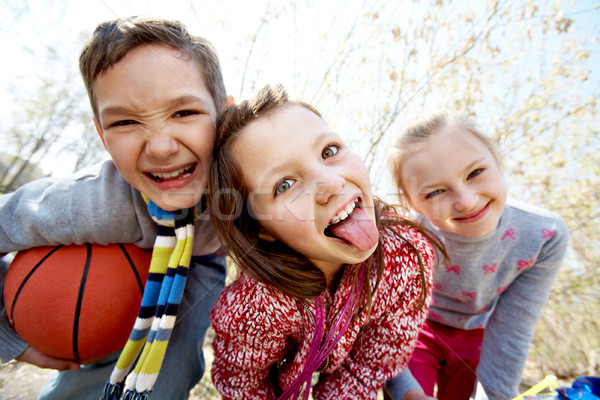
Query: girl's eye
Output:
[[275, 179, 294, 195], [467, 168, 484, 180], [174, 110, 198, 118], [426, 189, 443, 199], [322, 144, 340, 159]]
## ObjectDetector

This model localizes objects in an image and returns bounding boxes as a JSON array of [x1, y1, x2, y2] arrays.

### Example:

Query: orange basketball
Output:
[[3, 243, 152, 364]]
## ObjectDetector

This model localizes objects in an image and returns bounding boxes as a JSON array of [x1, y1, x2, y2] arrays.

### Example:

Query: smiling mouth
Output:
[[454, 201, 490, 222], [147, 164, 196, 182]]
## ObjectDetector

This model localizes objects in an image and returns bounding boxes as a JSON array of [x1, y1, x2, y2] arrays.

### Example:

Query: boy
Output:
[[0, 16, 229, 399]]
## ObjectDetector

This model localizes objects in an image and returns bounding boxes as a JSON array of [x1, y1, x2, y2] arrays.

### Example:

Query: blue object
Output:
[[573, 377, 600, 396], [555, 376, 600, 400]]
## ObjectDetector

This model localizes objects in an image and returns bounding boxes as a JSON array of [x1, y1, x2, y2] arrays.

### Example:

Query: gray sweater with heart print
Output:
[[387, 198, 569, 400]]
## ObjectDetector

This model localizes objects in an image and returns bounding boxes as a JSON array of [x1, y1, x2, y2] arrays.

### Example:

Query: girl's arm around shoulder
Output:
[[209, 273, 303, 400]]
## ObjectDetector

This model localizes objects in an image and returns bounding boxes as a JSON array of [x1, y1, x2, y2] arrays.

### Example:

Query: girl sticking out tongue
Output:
[[207, 84, 442, 400]]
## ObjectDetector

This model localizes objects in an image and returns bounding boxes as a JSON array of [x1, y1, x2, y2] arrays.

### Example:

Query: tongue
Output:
[[328, 207, 379, 251]]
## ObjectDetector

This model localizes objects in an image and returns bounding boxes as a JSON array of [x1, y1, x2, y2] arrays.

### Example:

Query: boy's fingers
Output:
[[15, 346, 81, 371]]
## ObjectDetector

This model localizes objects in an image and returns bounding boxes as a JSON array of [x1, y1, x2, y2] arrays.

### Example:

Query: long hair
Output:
[[208, 84, 443, 311]]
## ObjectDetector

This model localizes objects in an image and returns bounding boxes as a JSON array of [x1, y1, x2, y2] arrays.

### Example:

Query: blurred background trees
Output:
[[1, 0, 598, 382]]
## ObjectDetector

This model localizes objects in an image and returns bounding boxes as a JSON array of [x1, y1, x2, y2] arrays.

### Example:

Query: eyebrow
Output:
[[255, 131, 334, 189], [100, 95, 211, 119]]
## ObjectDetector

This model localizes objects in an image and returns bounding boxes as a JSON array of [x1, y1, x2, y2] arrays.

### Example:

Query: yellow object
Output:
[[512, 375, 560, 400]]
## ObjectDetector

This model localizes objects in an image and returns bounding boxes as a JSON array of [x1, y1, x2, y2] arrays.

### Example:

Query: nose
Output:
[[453, 187, 478, 212], [144, 125, 179, 160], [314, 171, 345, 205]]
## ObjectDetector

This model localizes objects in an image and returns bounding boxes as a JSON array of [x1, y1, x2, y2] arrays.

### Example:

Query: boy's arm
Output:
[[0, 256, 27, 362], [0, 311, 28, 363], [476, 217, 569, 400], [0, 161, 156, 365], [0, 254, 26, 362], [0, 160, 157, 252], [0, 253, 79, 369]]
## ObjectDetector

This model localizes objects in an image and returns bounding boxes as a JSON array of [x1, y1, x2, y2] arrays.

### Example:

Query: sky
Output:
[[0, 0, 359, 107], [0, 0, 322, 174], [3, 0, 596, 104], [0, 0, 598, 179]]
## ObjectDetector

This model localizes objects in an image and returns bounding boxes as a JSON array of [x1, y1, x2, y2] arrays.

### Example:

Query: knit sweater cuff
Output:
[[384, 369, 422, 399], [0, 312, 28, 363]]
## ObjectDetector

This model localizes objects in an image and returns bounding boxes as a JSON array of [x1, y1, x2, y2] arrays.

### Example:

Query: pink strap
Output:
[[276, 261, 367, 400]]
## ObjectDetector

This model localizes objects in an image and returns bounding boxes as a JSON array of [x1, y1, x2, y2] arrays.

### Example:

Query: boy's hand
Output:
[[402, 389, 436, 400], [16, 346, 80, 371]]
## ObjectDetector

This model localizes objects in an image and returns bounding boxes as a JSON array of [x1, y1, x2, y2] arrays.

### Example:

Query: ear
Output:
[[258, 230, 276, 242], [93, 118, 108, 151]]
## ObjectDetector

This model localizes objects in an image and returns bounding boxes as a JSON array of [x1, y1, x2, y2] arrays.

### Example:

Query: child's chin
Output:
[[156, 193, 203, 211], [349, 245, 377, 263]]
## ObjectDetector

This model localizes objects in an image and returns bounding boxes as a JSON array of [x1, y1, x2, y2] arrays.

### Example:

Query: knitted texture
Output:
[[279, 262, 367, 400], [102, 202, 195, 400], [210, 221, 435, 400], [387, 199, 569, 400]]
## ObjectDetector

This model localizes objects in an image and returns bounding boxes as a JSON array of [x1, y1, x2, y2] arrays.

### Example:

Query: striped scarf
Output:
[[102, 201, 195, 400]]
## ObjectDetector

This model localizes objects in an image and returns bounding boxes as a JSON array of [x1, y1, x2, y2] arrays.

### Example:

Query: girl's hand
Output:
[[16, 346, 80, 371], [402, 388, 436, 400]]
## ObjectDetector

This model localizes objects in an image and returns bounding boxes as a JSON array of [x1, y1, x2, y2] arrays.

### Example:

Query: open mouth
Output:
[[322, 197, 379, 252], [146, 163, 196, 182], [324, 198, 359, 238]]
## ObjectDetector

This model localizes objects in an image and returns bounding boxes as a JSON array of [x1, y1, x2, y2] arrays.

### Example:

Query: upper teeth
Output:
[[151, 165, 192, 180], [329, 199, 358, 225]]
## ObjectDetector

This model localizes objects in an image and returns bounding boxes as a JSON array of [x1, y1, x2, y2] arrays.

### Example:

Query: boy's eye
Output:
[[467, 168, 484, 180], [174, 110, 198, 118], [275, 179, 294, 195], [110, 120, 138, 127], [425, 189, 443, 199], [322, 144, 340, 159]]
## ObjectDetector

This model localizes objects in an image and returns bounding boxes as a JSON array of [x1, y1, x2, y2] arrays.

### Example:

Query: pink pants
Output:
[[409, 319, 485, 400]]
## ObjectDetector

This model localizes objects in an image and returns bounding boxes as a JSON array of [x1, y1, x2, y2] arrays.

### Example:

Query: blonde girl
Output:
[[385, 111, 568, 400]]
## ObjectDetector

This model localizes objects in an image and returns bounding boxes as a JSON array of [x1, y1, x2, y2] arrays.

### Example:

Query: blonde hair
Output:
[[387, 110, 502, 201]]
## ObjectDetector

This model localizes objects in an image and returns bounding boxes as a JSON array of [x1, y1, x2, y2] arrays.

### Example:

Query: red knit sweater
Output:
[[210, 222, 435, 400]]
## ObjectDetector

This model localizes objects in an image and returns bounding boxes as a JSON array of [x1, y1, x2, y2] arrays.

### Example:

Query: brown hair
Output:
[[79, 16, 227, 124], [387, 110, 502, 205], [209, 84, 442, 311]]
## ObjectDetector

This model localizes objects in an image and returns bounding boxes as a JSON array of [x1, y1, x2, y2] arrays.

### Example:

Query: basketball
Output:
[[3, 243, 152, 364]]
